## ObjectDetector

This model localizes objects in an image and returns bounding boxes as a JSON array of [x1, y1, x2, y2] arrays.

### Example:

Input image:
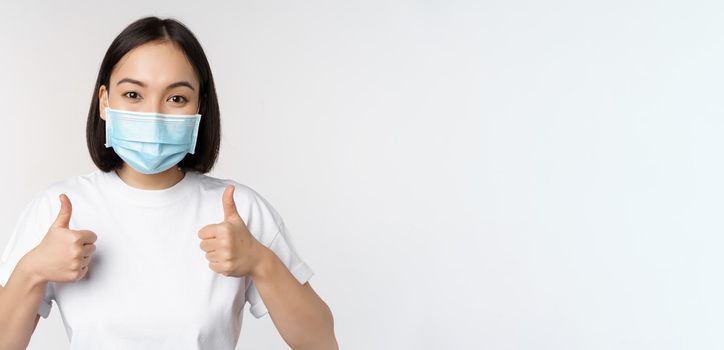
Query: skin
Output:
[[0, 40, 337, 350]]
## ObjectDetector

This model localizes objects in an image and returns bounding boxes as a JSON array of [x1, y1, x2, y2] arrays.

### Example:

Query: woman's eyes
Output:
[[169, 95, 188, 103], [123, 91, 140, 100], [122, 91, 188, 104]]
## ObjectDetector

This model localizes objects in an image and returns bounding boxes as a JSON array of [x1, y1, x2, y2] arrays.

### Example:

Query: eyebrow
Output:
[[116, 78, 195, 91]]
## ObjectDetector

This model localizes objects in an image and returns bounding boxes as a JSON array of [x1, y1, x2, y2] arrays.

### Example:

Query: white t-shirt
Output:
[[0, 169, 314, 349]]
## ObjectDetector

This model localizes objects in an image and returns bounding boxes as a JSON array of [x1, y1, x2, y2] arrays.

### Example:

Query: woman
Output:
[[0, 16, 338, 350]]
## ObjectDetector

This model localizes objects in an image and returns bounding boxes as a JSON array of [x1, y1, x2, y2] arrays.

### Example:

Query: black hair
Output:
[[86, 16, 220, 174]]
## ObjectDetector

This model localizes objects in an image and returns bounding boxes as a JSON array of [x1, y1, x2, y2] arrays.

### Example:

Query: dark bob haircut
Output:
[[86, 16, 220, 174]]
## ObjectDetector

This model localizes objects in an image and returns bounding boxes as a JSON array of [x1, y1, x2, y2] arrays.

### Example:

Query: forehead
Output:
[[110, 41, 199, 89]]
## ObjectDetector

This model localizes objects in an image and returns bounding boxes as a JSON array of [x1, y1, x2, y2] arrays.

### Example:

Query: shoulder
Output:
[[193, 172, 260, 201], [32, 169, 98, 205], [14, 170, 105, 227], [194, 173, 285, 240], [24, 170, 94, 205], [39, 169, 103, 200], [195, 173, 278, 214], [1, 171, 99, 260]]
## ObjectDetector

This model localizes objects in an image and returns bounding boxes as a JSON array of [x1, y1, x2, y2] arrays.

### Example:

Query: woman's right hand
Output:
[[24, 193, 97, 283]]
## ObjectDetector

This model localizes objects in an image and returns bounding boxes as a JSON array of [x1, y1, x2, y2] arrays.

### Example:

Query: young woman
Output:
[[0, 16, 338, 350]]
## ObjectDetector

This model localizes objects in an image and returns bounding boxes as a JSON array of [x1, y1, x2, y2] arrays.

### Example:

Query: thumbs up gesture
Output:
[[26, 194, 98, 283], [198, 185, 268, 278]]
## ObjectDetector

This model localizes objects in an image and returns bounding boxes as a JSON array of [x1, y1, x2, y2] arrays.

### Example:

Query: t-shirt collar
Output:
[[99, 168, 197, 207]]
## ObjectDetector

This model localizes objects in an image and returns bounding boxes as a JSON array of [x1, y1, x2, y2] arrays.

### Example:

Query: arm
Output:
[[0, 255, 47, 350], [251, 248, 338, 350], [199, 185, 338, 349]]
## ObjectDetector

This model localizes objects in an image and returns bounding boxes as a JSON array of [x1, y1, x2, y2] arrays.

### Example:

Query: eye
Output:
[[169, 95, 188, 104], [122, 91, 141, 100]]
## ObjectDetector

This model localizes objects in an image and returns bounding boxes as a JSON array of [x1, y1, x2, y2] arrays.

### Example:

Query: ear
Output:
[[98, 85, 108, 121]]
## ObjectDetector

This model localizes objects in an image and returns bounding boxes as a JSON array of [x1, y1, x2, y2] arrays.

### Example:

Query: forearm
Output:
[[0, 255, 47, 350], [251, 248, 337, 350]]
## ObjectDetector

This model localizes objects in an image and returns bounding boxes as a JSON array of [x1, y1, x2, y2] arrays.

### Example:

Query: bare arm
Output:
[[201, 186, 337, 349], [0, 255, 47, 350], [252, 249, 338, 350], [0, 193, 95, 349]]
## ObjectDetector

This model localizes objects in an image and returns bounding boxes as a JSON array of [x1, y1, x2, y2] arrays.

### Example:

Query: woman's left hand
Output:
[[198, 185, 268, 278]]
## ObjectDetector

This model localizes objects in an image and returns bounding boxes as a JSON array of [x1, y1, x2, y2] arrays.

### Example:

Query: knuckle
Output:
[[224, 224, 235, 235], [71, 233, 84, 244]]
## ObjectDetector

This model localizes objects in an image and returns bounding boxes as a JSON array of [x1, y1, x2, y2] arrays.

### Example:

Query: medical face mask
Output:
[[104, 95, 202, 175]]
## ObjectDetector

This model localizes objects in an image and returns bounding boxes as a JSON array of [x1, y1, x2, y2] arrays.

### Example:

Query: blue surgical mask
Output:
[[104, 94, 202, 175]]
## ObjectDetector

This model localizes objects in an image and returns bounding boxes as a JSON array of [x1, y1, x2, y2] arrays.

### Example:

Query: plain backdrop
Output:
[[0, 1, 722, 349]]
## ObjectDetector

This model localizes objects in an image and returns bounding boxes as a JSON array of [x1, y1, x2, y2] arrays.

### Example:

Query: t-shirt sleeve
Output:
[[241, 189, 314, 319], [0, 192, 55, 319]]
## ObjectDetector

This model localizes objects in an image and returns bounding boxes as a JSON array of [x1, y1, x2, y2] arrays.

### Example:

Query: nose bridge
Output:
[[149, 93, 164, 114], [135, 93, 164, 114]]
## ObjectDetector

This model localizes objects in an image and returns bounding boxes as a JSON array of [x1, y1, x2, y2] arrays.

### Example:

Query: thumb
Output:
[[52, 193, 72, 229], [222, 185, 240, 221]]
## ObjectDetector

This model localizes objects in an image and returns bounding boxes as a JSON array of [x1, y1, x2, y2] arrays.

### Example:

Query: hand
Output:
[[198, 185, 268, 278], [25, 194, 98, 283]]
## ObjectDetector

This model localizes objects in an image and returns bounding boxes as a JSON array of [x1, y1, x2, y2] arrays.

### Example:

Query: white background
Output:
[[1, 1, 722, 349]]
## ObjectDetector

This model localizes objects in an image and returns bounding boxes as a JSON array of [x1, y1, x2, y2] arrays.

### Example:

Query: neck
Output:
[[115, 163, 186, 190]]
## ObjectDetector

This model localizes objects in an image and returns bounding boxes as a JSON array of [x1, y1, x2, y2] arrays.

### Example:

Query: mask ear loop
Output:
[[103, 90, 111, 148]]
